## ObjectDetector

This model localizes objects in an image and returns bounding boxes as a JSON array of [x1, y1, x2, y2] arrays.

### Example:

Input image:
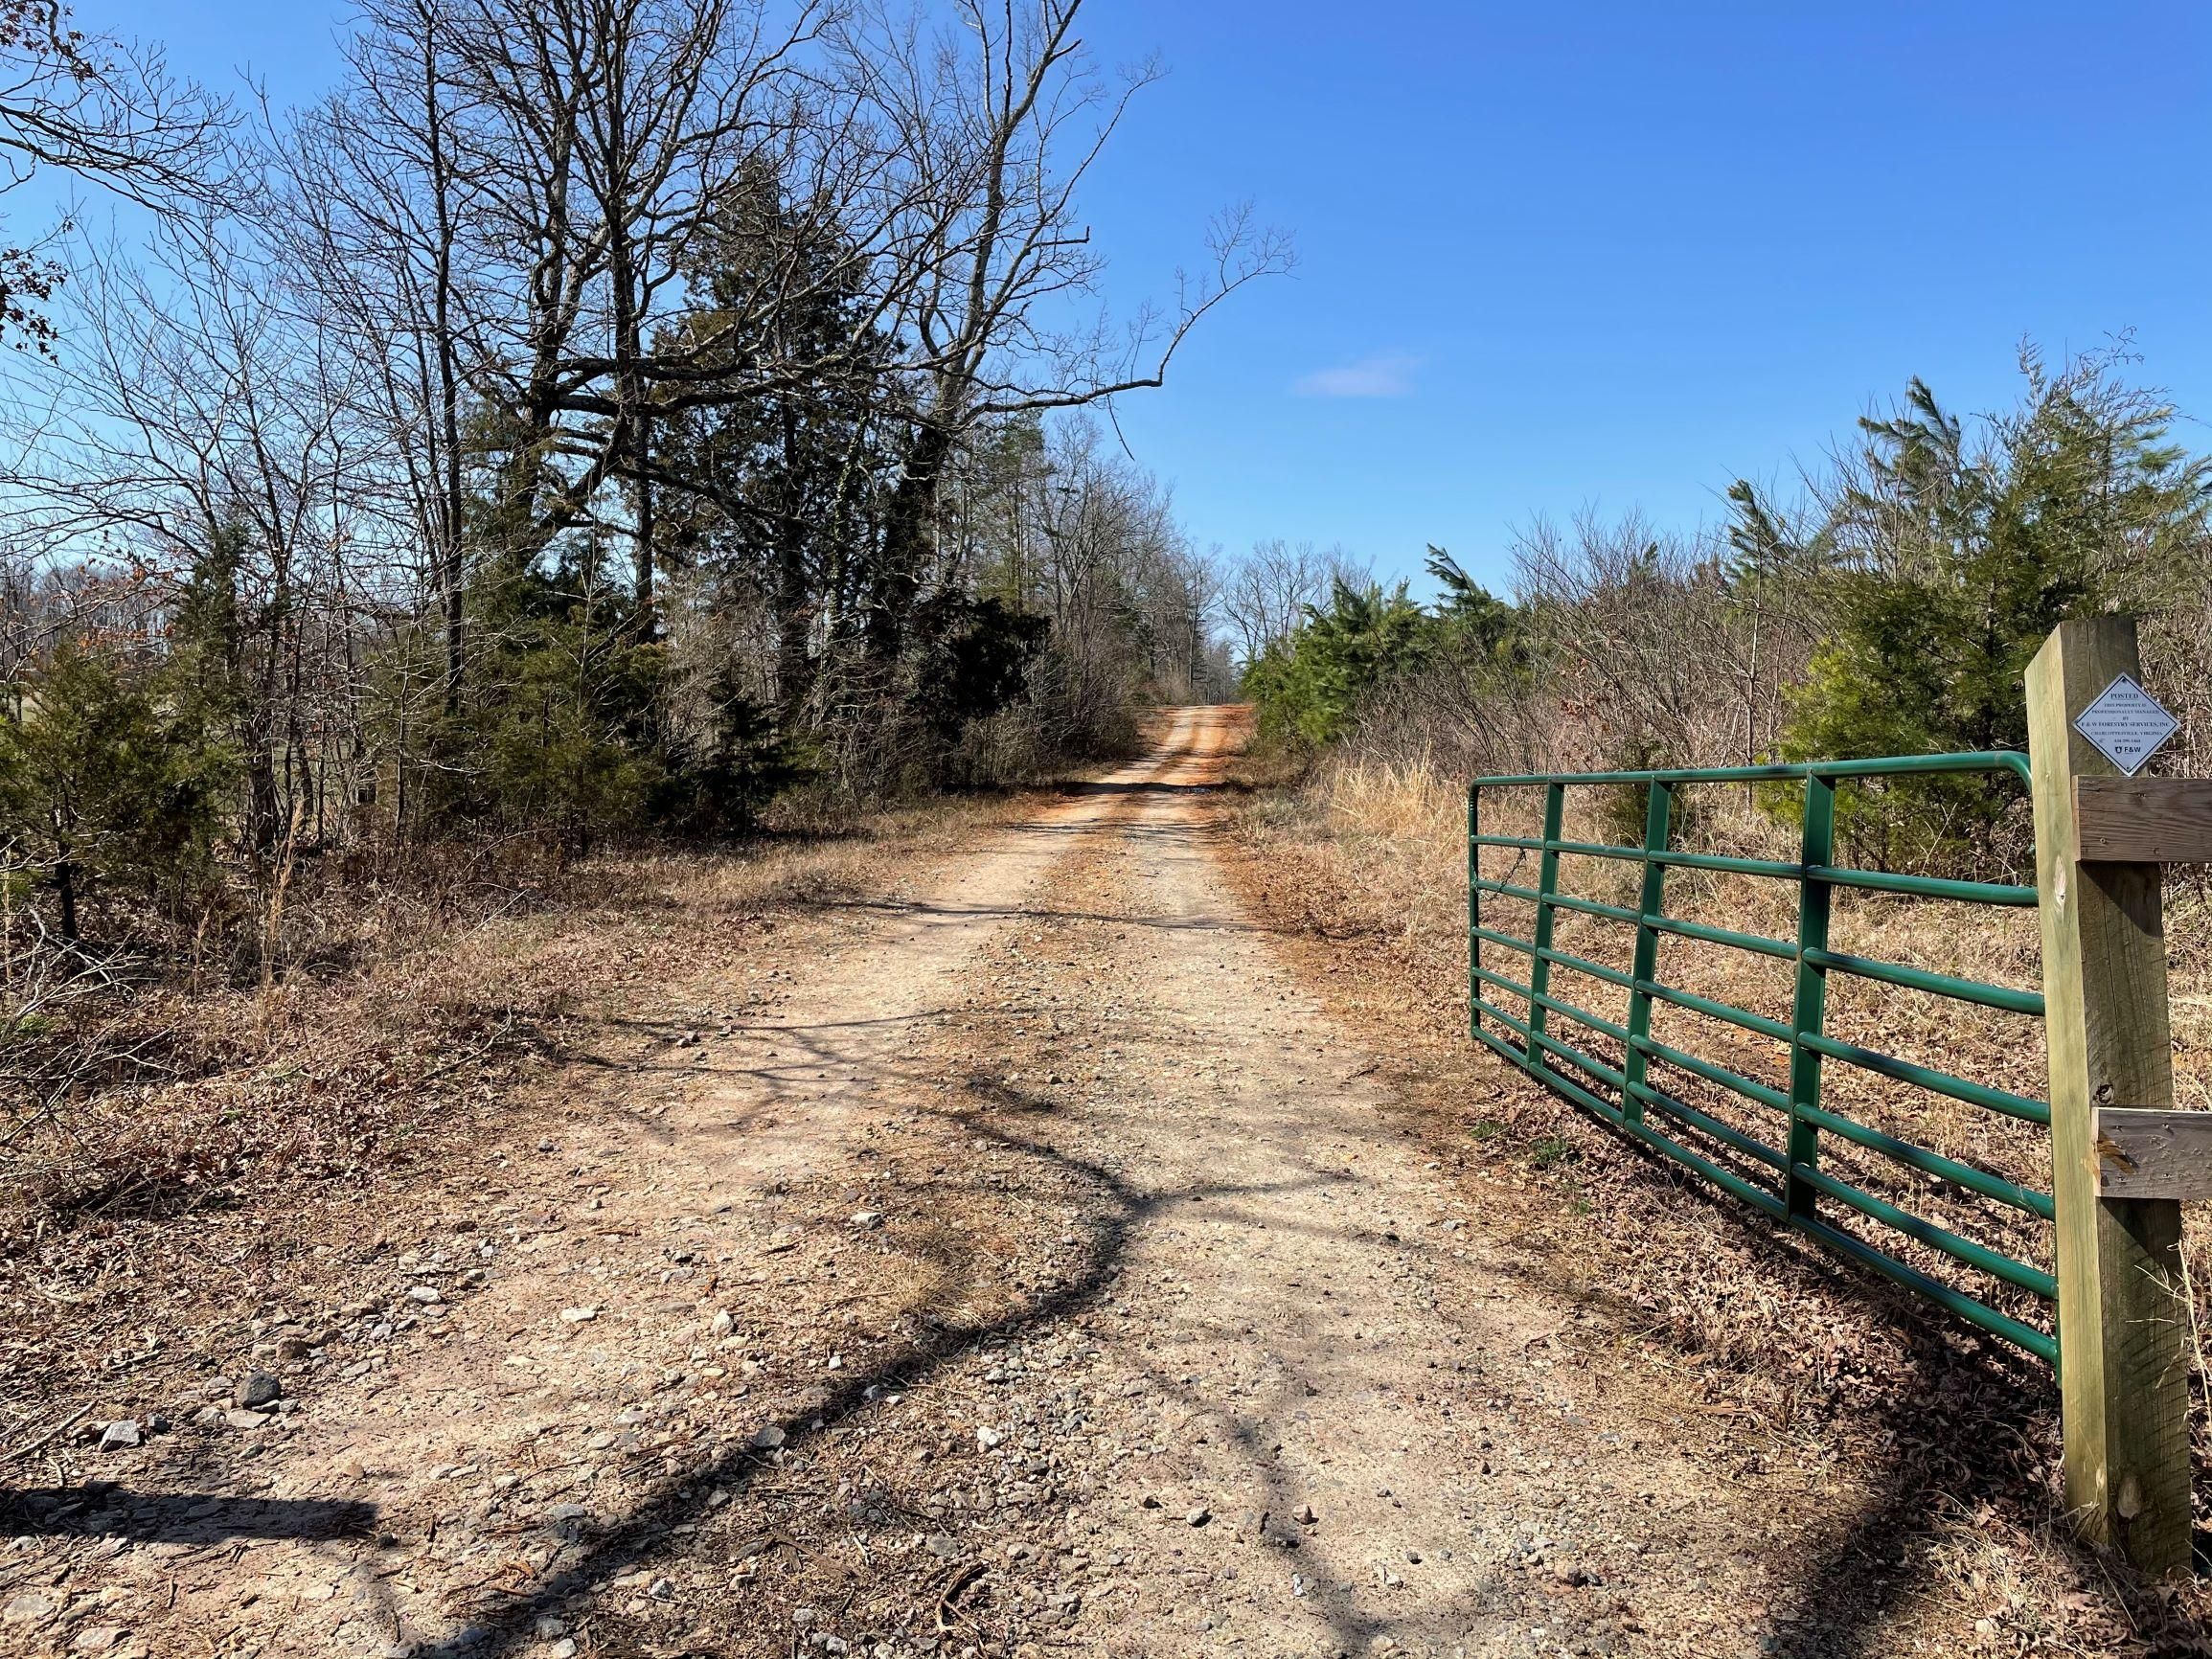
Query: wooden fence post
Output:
[[2025, 615, 2193, 1577]]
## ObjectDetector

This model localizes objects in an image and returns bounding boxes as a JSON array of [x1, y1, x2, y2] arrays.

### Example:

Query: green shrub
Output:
[[1746, 360, 2211, 866], [0, 640, 234, 940]]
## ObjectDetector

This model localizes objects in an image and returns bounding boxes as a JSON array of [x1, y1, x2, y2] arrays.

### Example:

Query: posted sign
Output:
[[2073, 673, 2179, 777]]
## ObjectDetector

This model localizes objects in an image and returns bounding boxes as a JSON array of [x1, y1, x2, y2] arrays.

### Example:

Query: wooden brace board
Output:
[[2093, 1106, 2212, 1201], [2074, 777, 2212, 864]]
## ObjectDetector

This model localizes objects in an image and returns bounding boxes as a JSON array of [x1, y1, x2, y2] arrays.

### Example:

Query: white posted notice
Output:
[[2072, 673, 2179, 777]]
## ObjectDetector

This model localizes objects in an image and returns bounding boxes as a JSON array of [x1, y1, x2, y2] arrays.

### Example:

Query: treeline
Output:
[[1241, 350, 2212, 868], [0, 0, 1269, 956]]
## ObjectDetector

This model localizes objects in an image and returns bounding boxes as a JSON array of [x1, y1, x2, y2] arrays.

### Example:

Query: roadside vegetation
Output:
[[1222, 351, 2212, 1648], [0, 1, 1256, 1254], [1237, 348, 2211, 853]]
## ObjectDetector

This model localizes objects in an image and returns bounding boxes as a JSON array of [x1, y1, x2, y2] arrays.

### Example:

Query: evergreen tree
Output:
[[1424, 546, 1521, 663], [650, 174, 904, 726], [1748, 356, 2212, 860], [1244, 579, 1433, 746], [0, 638, 231, 941]]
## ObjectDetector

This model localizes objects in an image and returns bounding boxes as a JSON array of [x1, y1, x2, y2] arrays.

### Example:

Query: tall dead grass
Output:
[[1231, 747, 2212, 1649]]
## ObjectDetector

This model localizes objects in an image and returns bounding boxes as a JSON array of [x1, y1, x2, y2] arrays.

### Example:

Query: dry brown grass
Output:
[[1225, 750, 2212, 1654], [0, 792, 1030, 1428]]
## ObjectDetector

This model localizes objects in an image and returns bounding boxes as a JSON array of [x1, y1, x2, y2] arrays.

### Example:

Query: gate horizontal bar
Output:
[[1790, 1162, 2058, 1299], [1472, 840, 2038, 912], [1630, 1080, 1790, 1170], [1797, 1032, 2049, 1125], [1467, 745, 2057, 1365], [1796, 1101, 2054, 1219], [1808, 865, 2039, 908], [1802, 946, 2044, 1015], [1649, 913, 1797, 963], [1471, 750, 2033, 788], [1634, 1034, 1790, 1112], [1641, 980, 1794, 1045], [1471, 877, 1641, 928]]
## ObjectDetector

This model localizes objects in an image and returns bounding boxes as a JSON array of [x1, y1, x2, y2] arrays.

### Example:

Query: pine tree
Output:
[[0, 639, 230, 941], [1753, 355, 2212, 861]]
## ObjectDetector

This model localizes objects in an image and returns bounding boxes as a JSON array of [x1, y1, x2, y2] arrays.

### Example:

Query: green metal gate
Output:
[[1467, 753, 2056, 1360]]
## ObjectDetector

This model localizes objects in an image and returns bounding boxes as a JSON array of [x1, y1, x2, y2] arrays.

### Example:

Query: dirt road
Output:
[[11, 710, 1823, 1659]]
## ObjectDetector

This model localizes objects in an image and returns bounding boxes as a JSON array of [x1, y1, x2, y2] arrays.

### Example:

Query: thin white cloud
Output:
[[1293, 350, 1421, 398]]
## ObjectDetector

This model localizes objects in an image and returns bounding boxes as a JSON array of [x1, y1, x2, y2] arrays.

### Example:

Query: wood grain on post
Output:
[[2076, 776, 2212, 864], [2025, 616, 2193, 1577], [2094, 1106, 2212, 1202]]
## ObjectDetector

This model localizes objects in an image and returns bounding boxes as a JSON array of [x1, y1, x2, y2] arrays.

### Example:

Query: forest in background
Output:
[[0, 0, 1266, 982]]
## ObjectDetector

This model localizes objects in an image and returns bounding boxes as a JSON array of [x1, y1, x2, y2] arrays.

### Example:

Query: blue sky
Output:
[[68, 0, 2212, 592], [1076, 2, 2212, 589]]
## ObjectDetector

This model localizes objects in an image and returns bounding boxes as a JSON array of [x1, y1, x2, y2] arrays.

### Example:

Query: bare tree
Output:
[[1510, 509, 1758, 771], [1216, 537, 1356, 670], [0, 203, 379, 852], [0, 0, 229, 346], [839, 0, 1288, 672], [284, 0, 481, 700]]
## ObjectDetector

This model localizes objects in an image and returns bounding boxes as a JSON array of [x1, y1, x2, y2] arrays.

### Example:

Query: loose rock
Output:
[[3, 1590, 58, 1625]]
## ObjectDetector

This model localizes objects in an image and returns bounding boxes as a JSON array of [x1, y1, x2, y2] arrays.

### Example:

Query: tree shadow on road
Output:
[[397, 1091, 1417, 1659], [1, 1486, 376, 1544]]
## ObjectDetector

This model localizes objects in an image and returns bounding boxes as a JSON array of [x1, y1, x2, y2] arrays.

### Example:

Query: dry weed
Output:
[[0, 792, 1026, 1422], [1225, 751, 2212, 1651]]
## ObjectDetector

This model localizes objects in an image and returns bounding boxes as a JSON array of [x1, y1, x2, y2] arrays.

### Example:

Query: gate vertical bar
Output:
[[2026, 616, 2190, 1577], [1620, 781, 1674, 1124], [1467, 784, 1481, 1041], [1523, 783, 1567, 1067], [1784, 774, 1836, 1219]]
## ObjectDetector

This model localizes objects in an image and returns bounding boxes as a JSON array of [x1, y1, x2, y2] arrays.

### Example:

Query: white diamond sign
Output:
[[2073, 673, 2178, 777]]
